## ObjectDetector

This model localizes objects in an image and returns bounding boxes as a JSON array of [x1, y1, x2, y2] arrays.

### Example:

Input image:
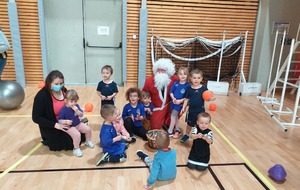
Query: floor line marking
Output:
[[0, 142, 42, 180], [211, 122, 276, 190], [0, 115, 101, 118]]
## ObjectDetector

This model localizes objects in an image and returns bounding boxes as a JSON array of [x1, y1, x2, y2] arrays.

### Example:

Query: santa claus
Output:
[[142, 58, 178, 130]]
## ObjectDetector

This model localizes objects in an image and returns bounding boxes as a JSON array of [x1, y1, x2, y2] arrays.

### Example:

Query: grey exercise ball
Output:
[[0, 80, 25, 110]]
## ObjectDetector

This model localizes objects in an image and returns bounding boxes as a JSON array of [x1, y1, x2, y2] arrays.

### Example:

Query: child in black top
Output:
[[187, 112, 213, 171]]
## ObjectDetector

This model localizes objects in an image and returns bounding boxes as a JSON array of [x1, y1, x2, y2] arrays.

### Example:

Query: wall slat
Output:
[[126, 0, 259, 87]]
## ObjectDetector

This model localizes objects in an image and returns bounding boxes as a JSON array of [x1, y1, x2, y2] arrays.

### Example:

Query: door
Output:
[[84, 0, 123, 85], [44, 0, 122, 85]]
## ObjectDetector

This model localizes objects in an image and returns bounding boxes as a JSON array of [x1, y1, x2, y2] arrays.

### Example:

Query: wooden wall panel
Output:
[[126, 0, 259, 87], [1, 0, 258, 87], [0, 0, 42, 85]]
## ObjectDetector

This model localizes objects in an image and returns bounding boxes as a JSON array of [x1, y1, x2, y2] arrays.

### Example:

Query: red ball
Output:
[[202, 90, 213, 101], [37, 81, 45, 88], [84, 103, 93, 112], [209, 103, 217, 111]]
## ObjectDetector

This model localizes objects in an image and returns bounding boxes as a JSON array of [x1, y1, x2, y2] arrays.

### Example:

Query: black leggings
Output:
[[124, 117, 147, 140], [187, 162, 208, 171]]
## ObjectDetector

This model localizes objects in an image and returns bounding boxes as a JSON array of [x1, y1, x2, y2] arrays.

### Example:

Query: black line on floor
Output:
[[1, 163, 245, 174], [243, 163, 270, 190], [208, 166, 225, 190]]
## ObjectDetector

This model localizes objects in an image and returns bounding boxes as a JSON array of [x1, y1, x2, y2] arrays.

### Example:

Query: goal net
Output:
[[151, 35, 244, 85]]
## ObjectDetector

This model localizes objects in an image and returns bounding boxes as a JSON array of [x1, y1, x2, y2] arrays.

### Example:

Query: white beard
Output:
[[154, 72, 171, 91]]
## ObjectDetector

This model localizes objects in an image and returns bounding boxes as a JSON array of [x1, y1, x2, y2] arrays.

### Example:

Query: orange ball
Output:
[[209, 103, 217, 111], [202, 90, 213, 101], [38, 81, 45, 88], [84, 103, 93, 112]]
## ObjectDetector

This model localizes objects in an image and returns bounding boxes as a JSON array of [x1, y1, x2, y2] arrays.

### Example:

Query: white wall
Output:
[[250, 0, 300, 89]]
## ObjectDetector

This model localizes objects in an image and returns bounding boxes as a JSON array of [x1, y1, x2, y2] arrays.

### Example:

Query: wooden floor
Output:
[[0, 85, 300, 190]]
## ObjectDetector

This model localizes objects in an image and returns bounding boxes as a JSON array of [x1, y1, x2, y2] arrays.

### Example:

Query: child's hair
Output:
[[189, 68, 203, 77], [141, 91, 150, 99], [178, 67, 189, 75], [100, 104, 116, 120], [125, 87, 142, 101], [197, 112, 211, 122], [65, 89, 79, 101], [101, 65, 113, 75], [155, 130, 170, 149]]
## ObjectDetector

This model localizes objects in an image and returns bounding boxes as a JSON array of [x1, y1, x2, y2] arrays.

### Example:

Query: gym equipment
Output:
[[0, 80, 25, 110], [268, 164, 287, 182]]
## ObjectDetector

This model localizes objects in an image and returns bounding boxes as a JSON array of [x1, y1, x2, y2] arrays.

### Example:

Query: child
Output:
[[168, 67, 190, 138], [187, 112, 213, 171], [180, 69, 215, 143], [58, 89, 94, 157], [141, 91, 153, 131], [122, 87, 147, 141], [97, 104, 127, 166], [113, 108, 136, 144], [136, 130, 177, 189], [96, 65, 118, 107]]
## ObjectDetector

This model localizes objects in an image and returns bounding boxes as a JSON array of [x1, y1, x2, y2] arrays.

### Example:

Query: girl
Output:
[[168, 67, 190, 138], [58, 89, 94, 157], [122, 87, 147, 141]]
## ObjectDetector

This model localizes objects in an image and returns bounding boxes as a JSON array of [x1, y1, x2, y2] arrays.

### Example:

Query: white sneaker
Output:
[[85, 141, 94, 148], [73, 148, 83, 157]]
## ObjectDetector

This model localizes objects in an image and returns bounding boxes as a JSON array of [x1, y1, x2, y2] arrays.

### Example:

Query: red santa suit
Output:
[[142, 59, 178, 130]]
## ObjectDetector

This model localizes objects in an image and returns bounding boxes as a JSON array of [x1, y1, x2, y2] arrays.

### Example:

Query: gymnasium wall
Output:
[[0, 0, 259, 87]]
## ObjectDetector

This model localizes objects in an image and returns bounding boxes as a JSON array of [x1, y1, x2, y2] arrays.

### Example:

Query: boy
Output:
[[136, 130, 177, 189], [97, 104, 127, 166], [188, 112, 213, 171]]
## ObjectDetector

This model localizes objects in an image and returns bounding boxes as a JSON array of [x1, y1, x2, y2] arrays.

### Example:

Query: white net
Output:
[[151, 35, 244, 84]]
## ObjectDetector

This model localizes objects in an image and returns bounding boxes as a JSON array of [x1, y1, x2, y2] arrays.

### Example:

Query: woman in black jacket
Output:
[[32, 70, 85, 151]]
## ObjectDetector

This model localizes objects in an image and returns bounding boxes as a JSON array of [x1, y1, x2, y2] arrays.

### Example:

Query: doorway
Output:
[[44, 0, 123, 85]]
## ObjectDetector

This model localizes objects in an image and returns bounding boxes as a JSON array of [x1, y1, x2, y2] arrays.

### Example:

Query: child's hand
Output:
[[197, 133, 203, 139], [126, 137, 132, 142], [116, 135, 123, 142], [101, 95, 106, 100], [65, 120, 72, 126], [106, 95, 113, 100], [172, 98, 177, 104], [136, 115, 143, 120], [130, 114, 134, 121], [143, 185, 153, 189]]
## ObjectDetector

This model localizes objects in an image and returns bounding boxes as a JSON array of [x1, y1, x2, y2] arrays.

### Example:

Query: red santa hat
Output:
[[152, 58, 175, 76]]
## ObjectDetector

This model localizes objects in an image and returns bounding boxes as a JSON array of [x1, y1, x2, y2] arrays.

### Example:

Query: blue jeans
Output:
[[0, 57, 7, 79]]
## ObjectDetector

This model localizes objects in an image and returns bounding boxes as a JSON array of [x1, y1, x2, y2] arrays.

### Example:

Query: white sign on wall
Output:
[[97, 26, 109, 35], [272, 21, 290, 34]]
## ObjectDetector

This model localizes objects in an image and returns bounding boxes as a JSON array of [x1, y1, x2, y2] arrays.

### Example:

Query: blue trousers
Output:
[[0, 57, 7, 79]]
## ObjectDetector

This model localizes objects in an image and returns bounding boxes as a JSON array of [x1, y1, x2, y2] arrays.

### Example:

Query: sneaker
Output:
[[131, 135, 137, 142], [96, 152, 110, 166], [129, 136, 136, 143], [85, 141, 94, 148], [136, 150, 148, 161], [180, 134, 190, 143], [73, 148, 83, 157], [173, 130, 181, 139], [168, 131, 173, 137]]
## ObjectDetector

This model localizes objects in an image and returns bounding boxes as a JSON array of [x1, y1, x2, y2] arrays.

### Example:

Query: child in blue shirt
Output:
[[136, 130, 177, 189], [97, 104, 127, 166], [122, 87, 147, 141], [96, 65, 118, 107], [168, 67, 190, 138]]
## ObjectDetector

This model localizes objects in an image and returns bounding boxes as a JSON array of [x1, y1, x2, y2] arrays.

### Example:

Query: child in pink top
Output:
[[113, 108, 136, 143]]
